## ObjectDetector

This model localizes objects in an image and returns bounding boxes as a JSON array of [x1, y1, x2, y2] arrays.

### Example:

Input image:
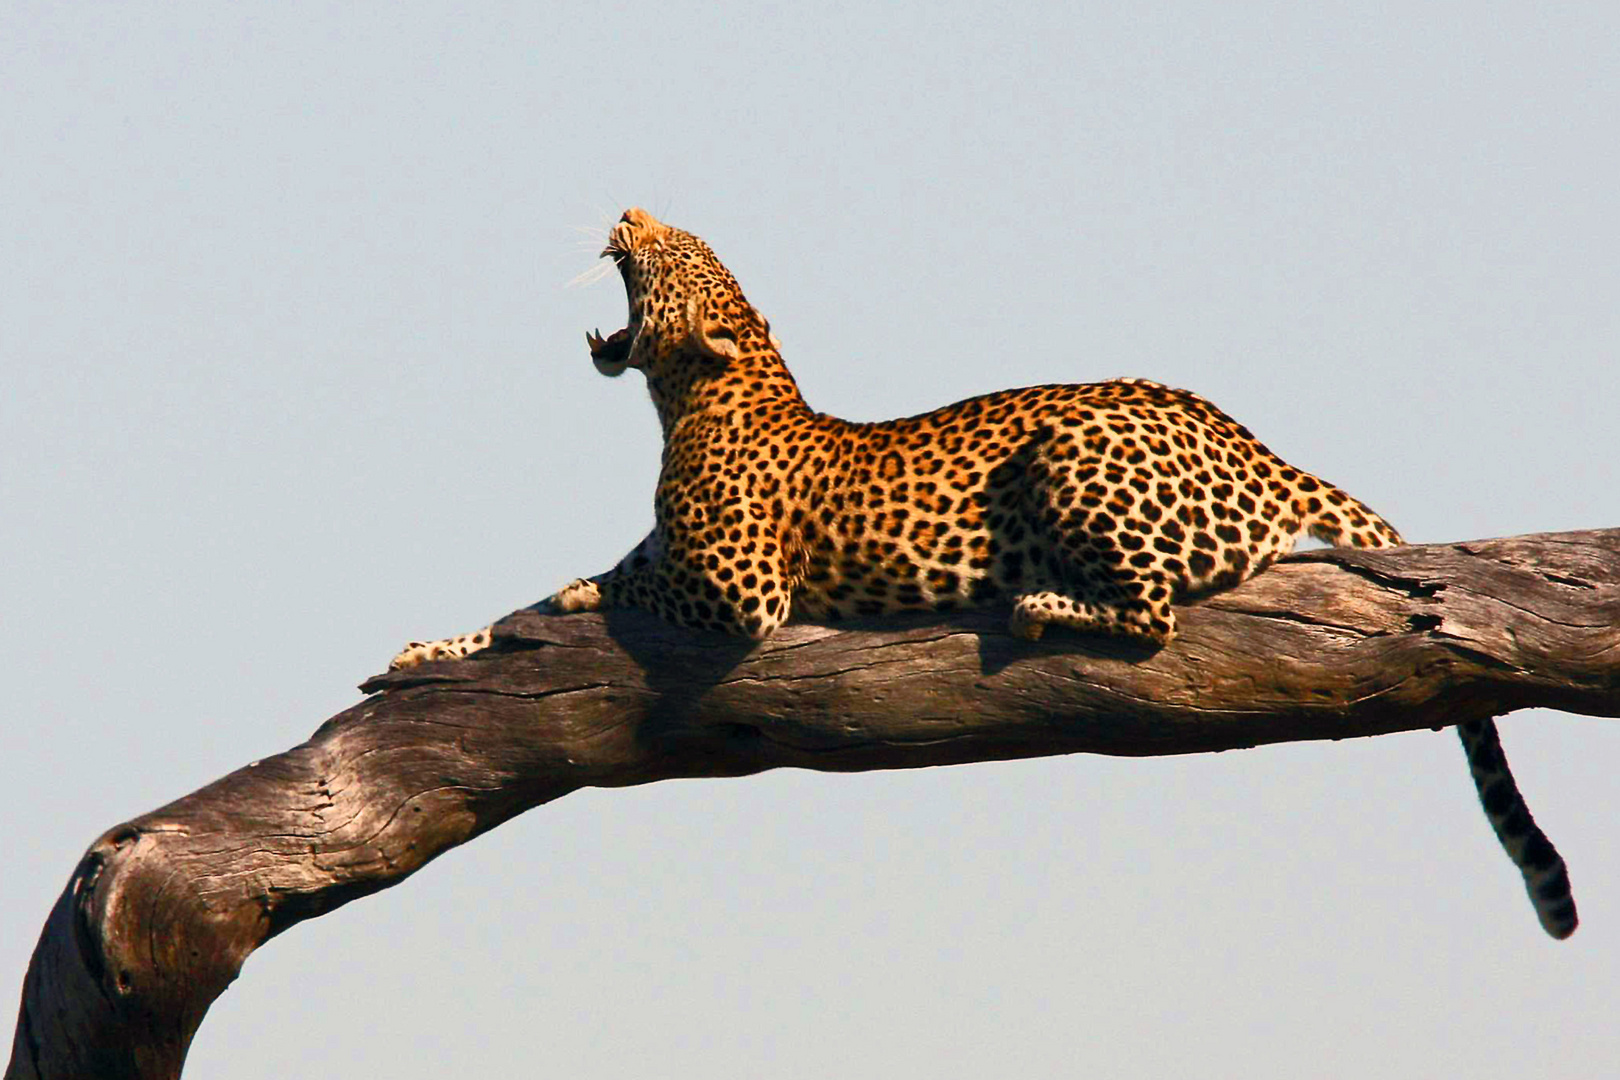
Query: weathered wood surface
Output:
[[9, 529, 1619, 1079]]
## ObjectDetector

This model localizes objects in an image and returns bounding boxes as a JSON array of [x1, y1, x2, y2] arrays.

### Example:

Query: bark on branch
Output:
[[10, 529, 1620, 1079]]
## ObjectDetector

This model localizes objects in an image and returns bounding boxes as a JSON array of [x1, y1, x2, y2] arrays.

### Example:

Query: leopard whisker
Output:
[[566, 258, 618, 289]]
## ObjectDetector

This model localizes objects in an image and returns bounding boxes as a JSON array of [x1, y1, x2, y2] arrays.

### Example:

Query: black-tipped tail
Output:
[[1457, 719, 1577, 939]]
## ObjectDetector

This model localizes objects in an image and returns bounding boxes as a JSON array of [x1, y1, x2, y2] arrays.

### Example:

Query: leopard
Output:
[[388, 207, 1576, 938]]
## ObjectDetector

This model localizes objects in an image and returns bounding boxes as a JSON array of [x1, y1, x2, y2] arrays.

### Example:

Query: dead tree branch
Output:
[[9, 529, 1620, 1079]]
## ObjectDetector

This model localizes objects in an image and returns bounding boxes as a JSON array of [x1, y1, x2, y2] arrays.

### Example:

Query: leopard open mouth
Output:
[[586, 223, 639, 374], [585, 325, 633, 367]]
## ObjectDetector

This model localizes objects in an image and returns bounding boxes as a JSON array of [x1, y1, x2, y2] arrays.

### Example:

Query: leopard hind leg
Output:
[[1004, 432, 1177, 646], [1007, 573, 1175, 645]]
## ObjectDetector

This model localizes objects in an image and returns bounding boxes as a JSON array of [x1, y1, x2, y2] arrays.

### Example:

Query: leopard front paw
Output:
[[387, 627, 493, 670], [538, 578, 602, 615], [1006, 605, 1048, 642]]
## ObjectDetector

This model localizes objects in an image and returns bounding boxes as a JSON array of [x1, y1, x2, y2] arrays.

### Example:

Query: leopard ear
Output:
[[698, 320, 741, 361], [690, 300, 742, 363]]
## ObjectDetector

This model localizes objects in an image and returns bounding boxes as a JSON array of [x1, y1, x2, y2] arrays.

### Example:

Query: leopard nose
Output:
[[620, 207, 656, 228]]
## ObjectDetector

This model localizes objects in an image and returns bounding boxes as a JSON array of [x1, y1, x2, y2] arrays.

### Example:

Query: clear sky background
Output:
[[4, 4, 1618, 1077]]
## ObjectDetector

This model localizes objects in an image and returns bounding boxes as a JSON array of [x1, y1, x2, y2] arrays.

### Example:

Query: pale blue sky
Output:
[[4, 3, 1618, 1076]]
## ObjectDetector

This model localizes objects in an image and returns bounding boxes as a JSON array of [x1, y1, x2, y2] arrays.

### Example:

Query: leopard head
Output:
[[586, 208, 777, 380]]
